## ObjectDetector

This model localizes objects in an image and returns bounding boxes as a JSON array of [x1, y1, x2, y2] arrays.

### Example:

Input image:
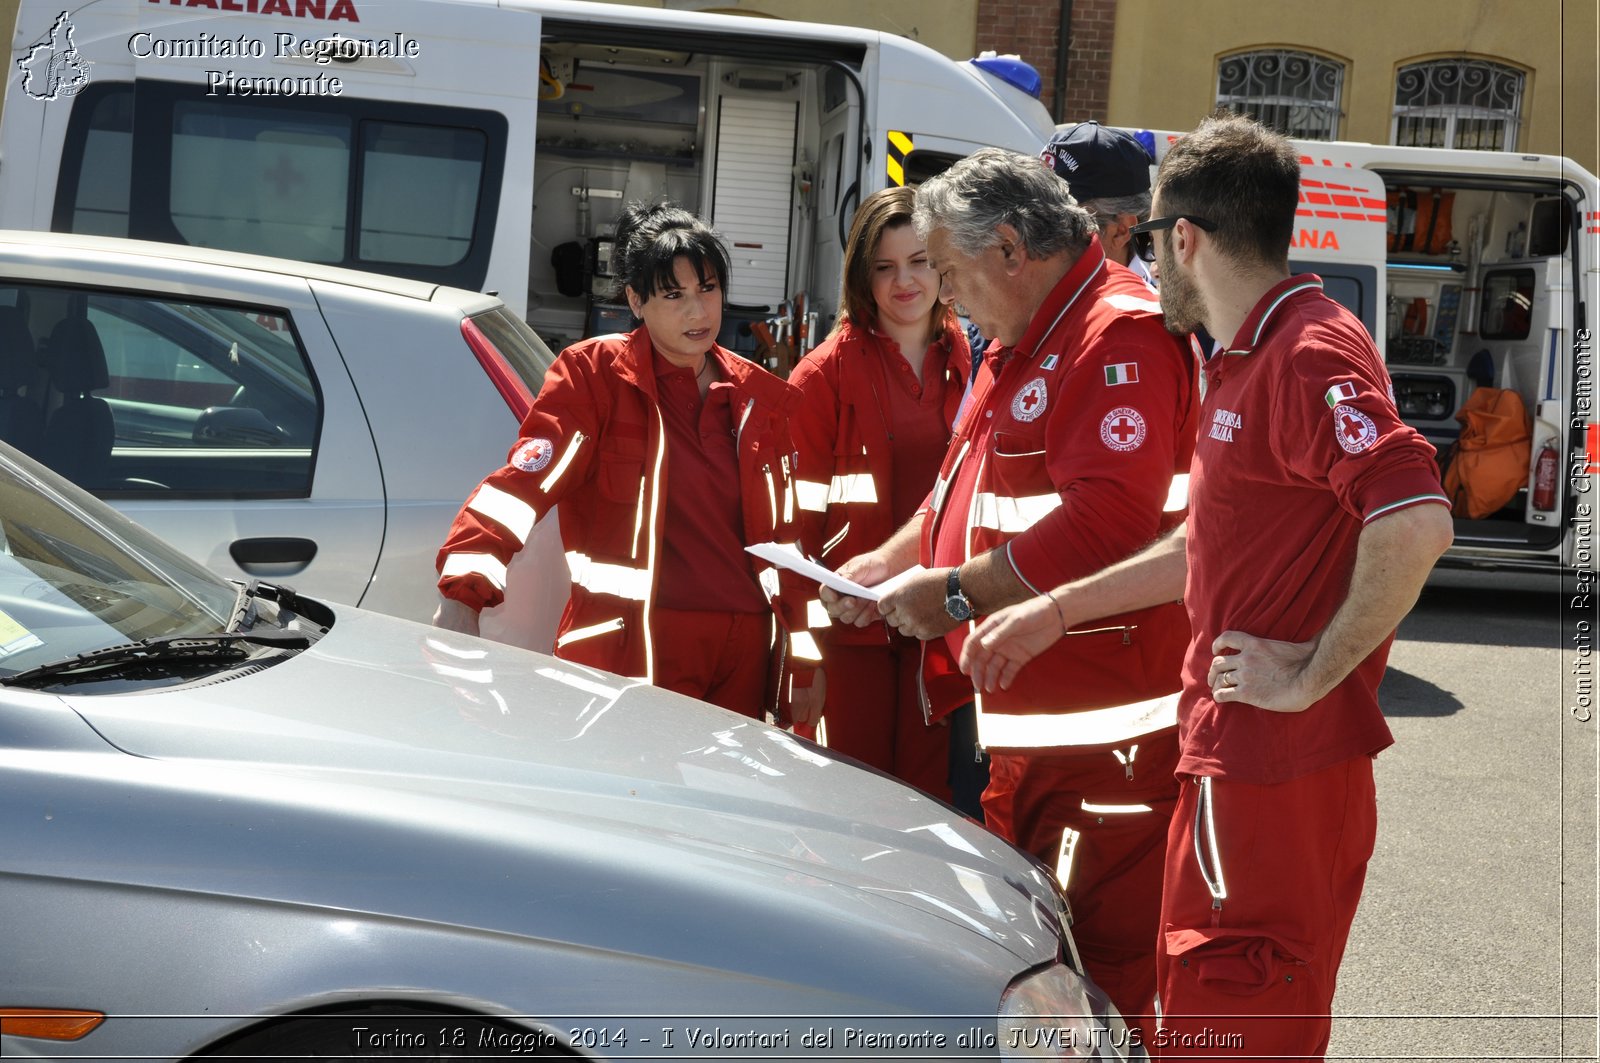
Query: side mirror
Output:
[[192, 406, 288, 446]]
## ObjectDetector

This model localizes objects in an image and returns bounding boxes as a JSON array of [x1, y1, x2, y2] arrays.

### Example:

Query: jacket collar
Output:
[[615, 325, 799, 415], [1007, 234, 1107, 363]]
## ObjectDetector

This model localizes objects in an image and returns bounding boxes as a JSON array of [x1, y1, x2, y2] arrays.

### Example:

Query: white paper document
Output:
[[745, 542, 926, 602]]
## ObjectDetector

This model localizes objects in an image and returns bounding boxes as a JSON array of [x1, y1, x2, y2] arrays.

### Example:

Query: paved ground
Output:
[[1328, 568, 1597, 1062]]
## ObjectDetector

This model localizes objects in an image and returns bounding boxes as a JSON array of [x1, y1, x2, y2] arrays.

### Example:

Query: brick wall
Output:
[[973, 0, 1117, 122]]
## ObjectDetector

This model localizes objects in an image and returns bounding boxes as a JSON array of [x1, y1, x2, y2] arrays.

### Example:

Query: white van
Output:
[[1131, 130, 1598, 575], [4, 0, 1056, 355]]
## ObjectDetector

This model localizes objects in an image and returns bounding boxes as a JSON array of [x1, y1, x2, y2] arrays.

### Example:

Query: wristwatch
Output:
[[944, 567, 974, 622]]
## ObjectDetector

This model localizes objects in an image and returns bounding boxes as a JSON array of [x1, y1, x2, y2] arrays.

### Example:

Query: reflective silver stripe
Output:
[[440, 551, 508, 591], [976, 692, 1179, 749], [1081, 800, 1154, 814], [1101, 292, 1163, 314], [1164, 473, 1190, 512], [821, 520, 851, 558], [643, 407, 666, 683], [806, 598, 831, 628], [930, 439, 970, 515], [795, 480, 830, 512], [566, 551, 650, 601], [467, 483, 536, 545], [828, 472, 878, 505], [790, 630, 823, 661], [1193, 777, 1229, 908], [973, 491, 1061, 533], [758, 567, 780, 600], [555, 617, 624, 648], [631, 475, 647, 559], [764, 468, 778, 527], [1055, 827, 1082, 890], [540, 430, 586, 493]]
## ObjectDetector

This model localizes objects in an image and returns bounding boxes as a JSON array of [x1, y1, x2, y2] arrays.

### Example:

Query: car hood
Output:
[[57, 609, 1064, 972]]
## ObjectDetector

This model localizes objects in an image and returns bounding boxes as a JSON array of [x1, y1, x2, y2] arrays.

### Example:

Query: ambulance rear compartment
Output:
[[1374, 172, 1583, 559], [527, 28, 863, 367]]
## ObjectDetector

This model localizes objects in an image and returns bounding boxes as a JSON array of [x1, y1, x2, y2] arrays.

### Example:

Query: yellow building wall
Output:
[[1107, 0, 1597, 174]]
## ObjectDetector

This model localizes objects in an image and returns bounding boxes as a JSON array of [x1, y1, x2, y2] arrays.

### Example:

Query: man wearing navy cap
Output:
[[1041, 121, 1158, 286]]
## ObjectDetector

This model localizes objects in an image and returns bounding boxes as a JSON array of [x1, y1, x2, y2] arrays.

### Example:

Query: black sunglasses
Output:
[[1129, 214, 1218, 262]]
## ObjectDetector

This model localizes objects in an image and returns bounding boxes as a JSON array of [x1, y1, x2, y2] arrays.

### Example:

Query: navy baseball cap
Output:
[[1039, 121, 1154, 202]]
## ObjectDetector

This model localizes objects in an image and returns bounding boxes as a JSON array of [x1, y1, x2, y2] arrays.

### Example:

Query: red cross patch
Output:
[[512, 437, 556, 473], [1099, 406, 1147, 452], [1333, 404, 1377, 454], [1012, 377, 1049, 423]]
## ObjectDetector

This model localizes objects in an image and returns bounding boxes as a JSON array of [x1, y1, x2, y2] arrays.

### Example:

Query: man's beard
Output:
[[1157, 241, 1206, 336]]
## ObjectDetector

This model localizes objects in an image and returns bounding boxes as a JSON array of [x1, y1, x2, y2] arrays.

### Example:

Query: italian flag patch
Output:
[[1325, 382, 1358, 407], [1105, 362, 1140, 386]]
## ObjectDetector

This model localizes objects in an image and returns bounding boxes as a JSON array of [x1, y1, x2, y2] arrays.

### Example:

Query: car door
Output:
[[0, 263, 387, 606]]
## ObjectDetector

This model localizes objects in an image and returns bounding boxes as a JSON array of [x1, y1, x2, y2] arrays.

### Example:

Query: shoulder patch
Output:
[[512, 437, 556, 472], [1105, 362, 1140, 386], [1100, 407, 1147, 451], [1332, 404, 1378, 454]]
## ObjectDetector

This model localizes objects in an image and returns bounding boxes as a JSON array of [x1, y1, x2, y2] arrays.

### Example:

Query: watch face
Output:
[[945, 594, 973, 622]]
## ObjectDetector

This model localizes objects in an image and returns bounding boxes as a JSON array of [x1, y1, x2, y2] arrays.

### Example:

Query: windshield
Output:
[[0, 447, 239, 676]]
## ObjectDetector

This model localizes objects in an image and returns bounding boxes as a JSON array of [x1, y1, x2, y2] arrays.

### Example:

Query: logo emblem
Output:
[[1012, 377, 1049, 423], [1100, 407, 1147, 452], [1333, 404, 1378, 454], [16, 12, 91, 101], [512, 437, 555, 473]]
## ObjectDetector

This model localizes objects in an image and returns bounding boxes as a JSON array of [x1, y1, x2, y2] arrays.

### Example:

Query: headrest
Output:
[[0, 306, 37, 392], [47, 316, 109, 395]]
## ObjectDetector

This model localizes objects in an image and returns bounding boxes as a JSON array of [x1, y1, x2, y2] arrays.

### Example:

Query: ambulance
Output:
[[2, 0, 1055, 356], [1136, 130, 1598, 575]]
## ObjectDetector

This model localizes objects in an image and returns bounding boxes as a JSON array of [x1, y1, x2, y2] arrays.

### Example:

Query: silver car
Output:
[[0, 445, 1138, 1061], [0, 230, 562, 630]]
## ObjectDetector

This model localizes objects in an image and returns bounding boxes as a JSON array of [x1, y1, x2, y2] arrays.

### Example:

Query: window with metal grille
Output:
[[1391, 59, 1524, 151], [1216, 49, 1344, 141]]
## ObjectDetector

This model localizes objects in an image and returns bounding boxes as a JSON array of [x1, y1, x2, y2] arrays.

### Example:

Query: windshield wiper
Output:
[[0, 631, 310, 688]]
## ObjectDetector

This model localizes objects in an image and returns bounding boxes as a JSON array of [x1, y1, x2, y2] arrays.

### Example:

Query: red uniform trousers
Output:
[[983, 730, 1181, 1045], [650, 607, 771, 719], [819, 632, 950, 803], [1154, 756, 1377, 1061]]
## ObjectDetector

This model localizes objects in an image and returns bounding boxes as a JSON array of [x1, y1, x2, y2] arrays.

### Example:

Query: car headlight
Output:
[[997, 962, 1141, 1060]]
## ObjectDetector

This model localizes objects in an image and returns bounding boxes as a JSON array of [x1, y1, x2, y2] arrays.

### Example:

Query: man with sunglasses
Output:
[[961, 113, 1452, 1059], [819, 147, 1197, 1040]]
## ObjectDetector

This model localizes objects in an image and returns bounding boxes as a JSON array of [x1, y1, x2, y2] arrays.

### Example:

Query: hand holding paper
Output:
[[745, 542, 924, 603]]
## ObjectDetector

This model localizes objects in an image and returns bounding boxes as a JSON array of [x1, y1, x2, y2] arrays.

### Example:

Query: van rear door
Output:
[[6, 0, 542, 315]]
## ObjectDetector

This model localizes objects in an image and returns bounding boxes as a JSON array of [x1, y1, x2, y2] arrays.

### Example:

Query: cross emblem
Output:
[[1109, 416, 1139, 443], [1021, 389, 1041, 412], [1340, 412, 1365, 441]]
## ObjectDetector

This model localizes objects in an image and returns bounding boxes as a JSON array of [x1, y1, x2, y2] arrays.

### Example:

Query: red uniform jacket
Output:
[[788, 320, 970, 646], [437, 328, 813, 712], [922, 242, 1199, 752]]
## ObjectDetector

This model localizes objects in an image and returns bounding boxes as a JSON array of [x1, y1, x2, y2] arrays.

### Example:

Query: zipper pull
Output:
[[1112, 744, 1138, 781]]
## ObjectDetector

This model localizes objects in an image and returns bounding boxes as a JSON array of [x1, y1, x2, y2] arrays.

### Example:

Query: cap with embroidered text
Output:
[[1039, 121, 1154, 203]]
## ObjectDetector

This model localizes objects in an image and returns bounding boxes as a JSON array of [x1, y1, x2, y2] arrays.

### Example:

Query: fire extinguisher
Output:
[[1533, 442, 1559, 512]]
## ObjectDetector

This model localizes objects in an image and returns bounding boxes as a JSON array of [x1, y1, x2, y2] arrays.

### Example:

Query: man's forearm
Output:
[[1296, 503, 1452, 700], [1052, 524, 1189, 628]]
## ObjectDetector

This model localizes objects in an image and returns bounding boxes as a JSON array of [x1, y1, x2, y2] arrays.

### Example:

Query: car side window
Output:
[[0, 283, 320, 498]]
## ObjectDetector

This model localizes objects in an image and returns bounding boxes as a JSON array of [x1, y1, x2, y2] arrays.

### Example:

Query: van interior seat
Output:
[[42, 315, 115, 487], [0, 306, 46, 459]]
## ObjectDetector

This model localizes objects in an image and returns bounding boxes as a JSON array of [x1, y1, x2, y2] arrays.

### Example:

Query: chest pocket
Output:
[[597, 423, 648, 504], [983, 430, 1059, 533]]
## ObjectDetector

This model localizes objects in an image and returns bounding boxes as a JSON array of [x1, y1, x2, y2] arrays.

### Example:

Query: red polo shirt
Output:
[[1180, 275, 1450, 784], [655, 352, 769, 614]]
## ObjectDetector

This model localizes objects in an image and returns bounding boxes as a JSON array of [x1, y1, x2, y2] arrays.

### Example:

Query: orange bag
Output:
[[1442, 387, 1531, 518], [1387, 187, 1455, 255]]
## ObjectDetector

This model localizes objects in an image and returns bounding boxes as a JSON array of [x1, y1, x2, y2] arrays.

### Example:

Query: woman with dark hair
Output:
[[435, 203, 817, 721], [788, 185, 971, 800]]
